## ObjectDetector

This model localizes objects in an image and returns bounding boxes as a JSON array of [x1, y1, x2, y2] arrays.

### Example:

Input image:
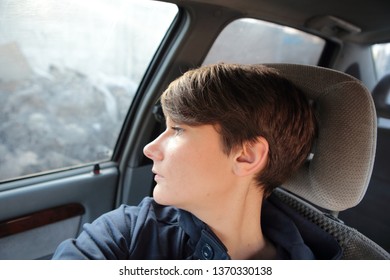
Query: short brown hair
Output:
[[161, 63, 317, 196]]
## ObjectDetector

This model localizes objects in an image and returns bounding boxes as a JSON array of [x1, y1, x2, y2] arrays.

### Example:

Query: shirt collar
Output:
[[178, 210, 230, 259], [178, 193, 342, 260]]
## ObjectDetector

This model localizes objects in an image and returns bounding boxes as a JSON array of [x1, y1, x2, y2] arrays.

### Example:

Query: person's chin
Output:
[[152, 185, 172, 206]]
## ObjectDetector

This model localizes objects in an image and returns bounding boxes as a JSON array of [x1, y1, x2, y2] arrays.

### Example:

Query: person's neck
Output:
[[194, 185, 276, 260]]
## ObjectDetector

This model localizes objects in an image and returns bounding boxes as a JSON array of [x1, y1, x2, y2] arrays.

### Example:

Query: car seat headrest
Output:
[[265, 64, 377, 212], [372, 74, 390, 119]]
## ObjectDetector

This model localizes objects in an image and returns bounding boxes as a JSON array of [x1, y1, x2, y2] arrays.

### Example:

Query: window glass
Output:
[[372, 43, 390, 80], [203, 18, 325, 65], [0, 0, 177, 181], [372, 43, 390, 128]]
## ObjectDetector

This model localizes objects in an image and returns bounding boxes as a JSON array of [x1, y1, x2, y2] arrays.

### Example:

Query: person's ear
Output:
[[233, 137, 269, 177]]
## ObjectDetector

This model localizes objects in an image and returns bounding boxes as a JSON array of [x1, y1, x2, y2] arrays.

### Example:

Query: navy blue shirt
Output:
[[52, 194, 342, 260]]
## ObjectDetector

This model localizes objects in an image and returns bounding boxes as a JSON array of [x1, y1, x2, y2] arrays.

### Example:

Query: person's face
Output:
[[143, 117, 237, 212]]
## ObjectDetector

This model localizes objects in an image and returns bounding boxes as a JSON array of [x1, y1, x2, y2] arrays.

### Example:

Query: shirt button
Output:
[[201, 243, 214, 260]]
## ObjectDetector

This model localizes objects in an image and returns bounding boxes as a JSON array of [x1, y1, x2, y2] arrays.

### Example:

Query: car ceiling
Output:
[[170, 0, 390, 44]]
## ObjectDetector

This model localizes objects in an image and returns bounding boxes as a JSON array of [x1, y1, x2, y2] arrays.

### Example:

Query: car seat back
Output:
[[274, 188, 390, 259], [338, 73, 390, 253], [266, 64, 389, 259]]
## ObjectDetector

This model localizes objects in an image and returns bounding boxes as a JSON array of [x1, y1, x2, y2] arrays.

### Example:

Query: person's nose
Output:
[[143, 134, 164, 161]]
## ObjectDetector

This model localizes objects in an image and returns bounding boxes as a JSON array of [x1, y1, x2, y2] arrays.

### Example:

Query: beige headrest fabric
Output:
[[266, 64, 377, 212]]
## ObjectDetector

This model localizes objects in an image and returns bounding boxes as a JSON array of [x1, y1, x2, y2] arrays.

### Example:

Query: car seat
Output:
[[265, 64, 390, 259], [339, 73, 390, 253]]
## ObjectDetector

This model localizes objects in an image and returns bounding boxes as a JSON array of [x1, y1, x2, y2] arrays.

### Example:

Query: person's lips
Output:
[[152, 169, 164, 181]]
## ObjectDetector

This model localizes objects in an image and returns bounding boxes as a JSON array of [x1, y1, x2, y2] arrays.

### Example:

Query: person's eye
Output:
[[171, 126, 184, 135]]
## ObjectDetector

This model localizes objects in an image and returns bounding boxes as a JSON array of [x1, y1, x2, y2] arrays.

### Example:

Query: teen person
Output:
[[53, 63, 342, 259]]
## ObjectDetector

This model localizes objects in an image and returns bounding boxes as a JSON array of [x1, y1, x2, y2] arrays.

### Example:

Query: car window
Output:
[[372, 43, 390, 80], [0, 0, 177, 182], [372, 43, 390, 128], [203, 18, 325, 65]]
